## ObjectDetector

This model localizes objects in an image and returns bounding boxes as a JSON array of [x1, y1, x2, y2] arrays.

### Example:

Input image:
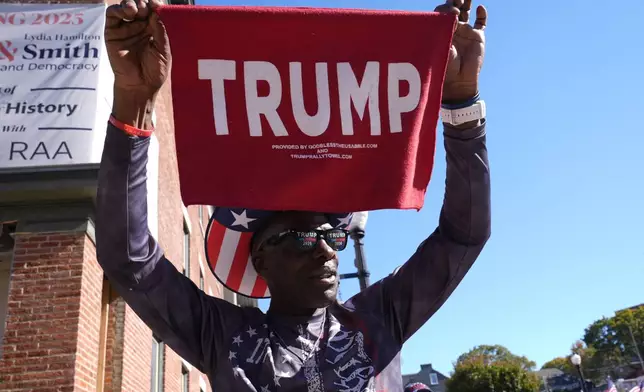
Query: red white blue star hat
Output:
[[405, 383, 433, 392], [205, 208, 353, 299]]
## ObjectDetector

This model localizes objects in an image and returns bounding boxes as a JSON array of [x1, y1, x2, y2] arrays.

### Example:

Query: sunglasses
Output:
[[260, 228, 350, 252]]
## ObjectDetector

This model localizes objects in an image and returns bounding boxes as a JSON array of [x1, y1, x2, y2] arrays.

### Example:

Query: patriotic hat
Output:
[[404, 383, 432, 392], [205, 207, 353, 299]]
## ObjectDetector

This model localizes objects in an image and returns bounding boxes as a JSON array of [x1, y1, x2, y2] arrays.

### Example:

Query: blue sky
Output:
[[201, 0, 644, 375]]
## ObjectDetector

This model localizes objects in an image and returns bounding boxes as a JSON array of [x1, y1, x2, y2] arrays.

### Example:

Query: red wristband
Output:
[[109, 115, 154, 137]]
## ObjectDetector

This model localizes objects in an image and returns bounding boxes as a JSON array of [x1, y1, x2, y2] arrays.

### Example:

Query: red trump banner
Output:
[[157, 6, 455, 213]]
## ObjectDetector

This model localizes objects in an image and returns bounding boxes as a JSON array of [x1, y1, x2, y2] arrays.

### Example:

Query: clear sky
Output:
[[199, 0, 644, 376]]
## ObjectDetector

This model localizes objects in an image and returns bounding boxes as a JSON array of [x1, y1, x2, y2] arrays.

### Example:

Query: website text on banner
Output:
[[157, 6, 455, 213], [0, 4, 113, 170]]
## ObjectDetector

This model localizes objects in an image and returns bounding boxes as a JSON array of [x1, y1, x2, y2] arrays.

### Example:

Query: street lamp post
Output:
[[339, 212, 370, 291], [570, 354, 589, 392]]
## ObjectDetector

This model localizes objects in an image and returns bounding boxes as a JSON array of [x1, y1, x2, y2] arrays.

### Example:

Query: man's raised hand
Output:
[[435, 0, 487, 103], [106, 0, 170, 95], [106, 0, 171, 128]]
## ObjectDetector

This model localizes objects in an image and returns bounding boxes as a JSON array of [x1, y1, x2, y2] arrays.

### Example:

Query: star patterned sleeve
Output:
[[96, 123, 246, 373], [345, 122, 491, 345]]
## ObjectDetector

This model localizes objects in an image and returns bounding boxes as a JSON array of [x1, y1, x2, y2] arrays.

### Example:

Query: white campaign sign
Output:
[[0, 4, 113, 170]]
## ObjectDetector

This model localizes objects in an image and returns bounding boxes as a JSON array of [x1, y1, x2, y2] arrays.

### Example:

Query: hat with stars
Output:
[[204, 207, 353, 299], [404, 382, 433, 392]]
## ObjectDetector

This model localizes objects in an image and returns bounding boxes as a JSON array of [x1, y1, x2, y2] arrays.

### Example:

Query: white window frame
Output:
[[181, 362, 190, 392], [151, 336, 165, 392], [182, 204, 192, 233]]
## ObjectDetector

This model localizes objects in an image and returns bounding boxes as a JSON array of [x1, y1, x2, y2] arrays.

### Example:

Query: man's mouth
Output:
[[308, 267, 337, 283]]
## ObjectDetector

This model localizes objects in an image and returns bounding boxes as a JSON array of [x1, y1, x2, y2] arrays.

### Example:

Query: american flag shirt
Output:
[[96, 121, 491, 391]]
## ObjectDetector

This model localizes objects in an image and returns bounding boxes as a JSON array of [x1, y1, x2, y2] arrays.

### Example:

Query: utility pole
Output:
[[339, 212, 370, 291], [350, 227, 370, 291]]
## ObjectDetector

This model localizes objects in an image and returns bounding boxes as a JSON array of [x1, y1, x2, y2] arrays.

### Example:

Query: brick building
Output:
[[0, 0, 256, 390]]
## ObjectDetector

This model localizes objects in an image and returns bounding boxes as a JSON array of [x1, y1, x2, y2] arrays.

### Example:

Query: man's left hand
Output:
[[436, 0, 487, 103]]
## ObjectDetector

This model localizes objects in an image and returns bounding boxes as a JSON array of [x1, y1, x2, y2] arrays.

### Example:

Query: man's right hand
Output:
[[105, 0, 171, 129]]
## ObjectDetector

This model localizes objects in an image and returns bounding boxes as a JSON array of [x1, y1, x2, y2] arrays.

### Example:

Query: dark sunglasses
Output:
[[260, 228, 350, 252]]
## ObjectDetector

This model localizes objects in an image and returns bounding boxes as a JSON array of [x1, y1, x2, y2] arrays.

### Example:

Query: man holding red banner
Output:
[[96, 0, 490, 390]]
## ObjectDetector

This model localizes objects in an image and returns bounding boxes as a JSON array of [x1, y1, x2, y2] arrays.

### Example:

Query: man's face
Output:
[[251, 212, 343, 310]]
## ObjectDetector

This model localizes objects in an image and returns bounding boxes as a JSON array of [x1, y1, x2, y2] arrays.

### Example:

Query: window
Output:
[[181, 365, 189, 392], [151, 336, 165, 392], [199, 270, 204, 291], [430, 373, 439, 385], [183, 223, 190, 279]]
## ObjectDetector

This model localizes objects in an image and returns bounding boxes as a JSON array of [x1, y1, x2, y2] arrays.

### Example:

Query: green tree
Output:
[[456, 344, 537, 371], [541, 341, 601, 383], [583, 306, 644, 379], [542, 305, 644, 384], [447, 359, 540, 392]]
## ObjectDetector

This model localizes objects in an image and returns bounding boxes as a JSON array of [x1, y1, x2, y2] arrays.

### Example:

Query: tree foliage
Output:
[[583, 306, 644, 375], [447, 345, 540, 392], [541, 341, 601, 381], [447, 356, 540, 392], [456, 344, 537, 371], [541, 305, 644, 383]]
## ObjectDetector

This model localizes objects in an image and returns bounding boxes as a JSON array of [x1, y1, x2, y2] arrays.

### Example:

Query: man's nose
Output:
[[312, 238, 336, 261]]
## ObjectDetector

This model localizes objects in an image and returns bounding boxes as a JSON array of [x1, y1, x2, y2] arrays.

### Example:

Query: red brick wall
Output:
[[0, 232, 88, 391], [0, 138, 221, 392], [103, 293, 126, 391], [0, 1, 227, 391], [73, 236, 104, 392], [120, 305, 153, 391]]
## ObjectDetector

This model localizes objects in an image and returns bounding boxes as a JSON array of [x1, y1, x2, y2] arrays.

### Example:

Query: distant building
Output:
[[403, 363, 449, 392], [535, 368, 587, 392]]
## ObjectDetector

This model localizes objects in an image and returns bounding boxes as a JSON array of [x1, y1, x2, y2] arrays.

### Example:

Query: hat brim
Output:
[[204, 208, 353, 299]]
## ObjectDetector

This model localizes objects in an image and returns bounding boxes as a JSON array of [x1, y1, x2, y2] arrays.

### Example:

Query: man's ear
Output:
[[252, 254, 266, 277]]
